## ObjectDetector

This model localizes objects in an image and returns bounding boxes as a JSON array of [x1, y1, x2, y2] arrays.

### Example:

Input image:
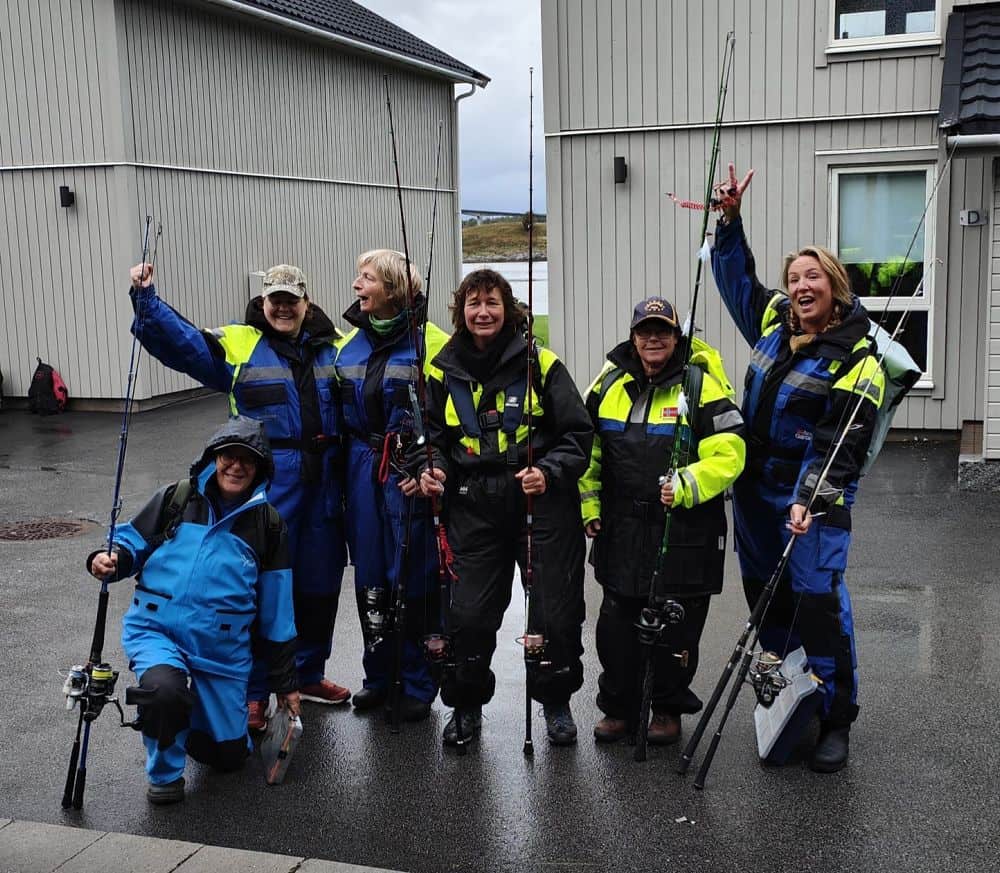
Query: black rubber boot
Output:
[[352, 686, 387, 711], [147, 777, 185, 805], [383, 694, 432, 723], [443, 707, 482, 745], [810, 725, 850, 773]]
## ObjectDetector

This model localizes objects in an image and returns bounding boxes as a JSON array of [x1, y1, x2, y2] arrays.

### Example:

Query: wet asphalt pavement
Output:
[[0, 397, 997, 873]]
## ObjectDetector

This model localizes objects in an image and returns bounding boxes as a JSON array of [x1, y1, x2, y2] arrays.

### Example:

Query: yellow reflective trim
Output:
[[760, 293, 786, 337], [214, 324, 263, 367]]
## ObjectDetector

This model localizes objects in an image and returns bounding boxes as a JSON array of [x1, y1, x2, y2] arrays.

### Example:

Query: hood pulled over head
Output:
[[191, 416, 274, 486]]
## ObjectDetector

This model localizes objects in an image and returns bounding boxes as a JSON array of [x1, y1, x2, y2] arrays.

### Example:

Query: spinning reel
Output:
[[62, 662, 128, 726], [747, 650, 791, 708], [636, 599, 686, 647]]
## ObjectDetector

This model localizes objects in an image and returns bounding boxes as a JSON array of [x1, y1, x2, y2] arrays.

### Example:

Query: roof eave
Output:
[[201, 0, 490, 87]]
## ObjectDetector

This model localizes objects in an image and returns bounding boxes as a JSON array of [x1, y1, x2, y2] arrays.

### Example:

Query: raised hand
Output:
[[713, 162, 754, 222]]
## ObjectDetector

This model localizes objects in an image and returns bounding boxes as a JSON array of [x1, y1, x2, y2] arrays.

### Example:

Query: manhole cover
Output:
[[0, 520, 96, 541]]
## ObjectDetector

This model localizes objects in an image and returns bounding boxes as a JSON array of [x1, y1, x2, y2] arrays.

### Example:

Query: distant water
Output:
[[462, 261, 549, 315]]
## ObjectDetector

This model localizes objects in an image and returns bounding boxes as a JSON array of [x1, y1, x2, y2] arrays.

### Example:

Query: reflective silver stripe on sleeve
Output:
[[750, 348, 775, 371], [680, 469, 700, 505], [711, 410, 744, 432], [208, 328, 225, 337], [236, 366, 293, 383], [336, 365, 367, 382], [385, 364, 419, 382], [313, 365, 338, 380], [854, 378, 882, 404], [783, 370, 830, 395], [580, 490, 600, 502]]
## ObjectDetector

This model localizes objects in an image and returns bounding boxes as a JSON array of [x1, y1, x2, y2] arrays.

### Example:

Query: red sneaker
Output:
[[247, 699, 268, 731], [300, 679, 351, 705]]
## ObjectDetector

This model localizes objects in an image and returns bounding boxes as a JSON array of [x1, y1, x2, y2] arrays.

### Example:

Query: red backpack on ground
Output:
[[28, 357, 68, 415]]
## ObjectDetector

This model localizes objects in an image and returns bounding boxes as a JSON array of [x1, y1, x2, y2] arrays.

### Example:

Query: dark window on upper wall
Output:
[[834, 0, 936, 41]]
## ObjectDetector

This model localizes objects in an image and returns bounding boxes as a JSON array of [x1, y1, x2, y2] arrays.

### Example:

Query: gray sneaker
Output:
[[443, 706, 482, 746], [543, 702, 578, 746], [147, 777, 185, 805]]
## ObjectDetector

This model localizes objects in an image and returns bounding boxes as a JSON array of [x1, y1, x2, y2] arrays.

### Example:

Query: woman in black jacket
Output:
[[418, 269, 593, 748]]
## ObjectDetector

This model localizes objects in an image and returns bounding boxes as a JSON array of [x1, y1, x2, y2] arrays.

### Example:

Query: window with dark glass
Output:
[[834, 166, 933, 380], [834, 0, 936, 40]]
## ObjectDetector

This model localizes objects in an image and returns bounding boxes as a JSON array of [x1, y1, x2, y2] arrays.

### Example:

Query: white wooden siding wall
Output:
[[988, 161, 1000, 458], [542, 0, 992, 432]]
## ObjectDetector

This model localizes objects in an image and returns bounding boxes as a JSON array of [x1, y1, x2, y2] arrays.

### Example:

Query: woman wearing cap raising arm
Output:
[[579, 296, 745, 747], [710, 165, 885, 772], [129, 262, 348, 731]]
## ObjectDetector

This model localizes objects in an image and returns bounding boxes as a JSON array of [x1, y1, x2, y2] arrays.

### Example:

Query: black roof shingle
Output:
[[213, 0, 489, 86], [940, 3, 1000, 133]]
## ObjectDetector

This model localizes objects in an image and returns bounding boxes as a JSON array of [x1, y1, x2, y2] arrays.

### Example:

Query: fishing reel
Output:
[[62, 662, 127, 724], [748, 651, 790, 708], [636, 599, 686, 647], [421, 633, 453, 664], [520, 633, 549, 667], [361, 587, 393, 651]]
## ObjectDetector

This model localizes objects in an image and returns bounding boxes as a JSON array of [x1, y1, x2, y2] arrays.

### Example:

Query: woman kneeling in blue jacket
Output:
[[87, 418, 299, 804]]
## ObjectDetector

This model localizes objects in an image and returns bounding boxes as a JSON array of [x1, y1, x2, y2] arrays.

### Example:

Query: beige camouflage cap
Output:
[[263, 264, 307, 298]]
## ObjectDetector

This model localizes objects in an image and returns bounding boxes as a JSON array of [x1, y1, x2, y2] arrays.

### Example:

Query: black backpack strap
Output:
[[146, 478, 195, 551], [684, 360, 704, 412], [255, 503, 284, 568]]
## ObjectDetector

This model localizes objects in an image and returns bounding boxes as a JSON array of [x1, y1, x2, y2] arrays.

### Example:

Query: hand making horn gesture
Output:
[[714, 162, 754, 223]]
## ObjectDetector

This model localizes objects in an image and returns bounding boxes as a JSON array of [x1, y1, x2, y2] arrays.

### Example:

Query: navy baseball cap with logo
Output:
[[630, 296, 680, 332]]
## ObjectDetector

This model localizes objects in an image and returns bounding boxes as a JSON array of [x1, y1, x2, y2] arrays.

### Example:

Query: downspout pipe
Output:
[[453, 84, 478, 289], [945, 134, 1000, 148]]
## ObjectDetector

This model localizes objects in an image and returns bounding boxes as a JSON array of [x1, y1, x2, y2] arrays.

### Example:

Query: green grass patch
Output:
[[463, 219, 547, 262], [532, 314, 549, 347]]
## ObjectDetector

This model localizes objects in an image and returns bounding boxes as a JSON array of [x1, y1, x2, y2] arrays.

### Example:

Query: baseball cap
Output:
[[630, 296, 679, 331], [263, 264, 307, 298]]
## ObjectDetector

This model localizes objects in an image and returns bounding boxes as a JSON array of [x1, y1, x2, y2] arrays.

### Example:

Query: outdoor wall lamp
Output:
[[614, 156, 627, 184], [59, 185, 75, 208]]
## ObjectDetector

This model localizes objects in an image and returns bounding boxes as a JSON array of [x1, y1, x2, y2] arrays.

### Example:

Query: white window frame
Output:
[[830, 162, 937, 388], [827, 0, 942, 55]]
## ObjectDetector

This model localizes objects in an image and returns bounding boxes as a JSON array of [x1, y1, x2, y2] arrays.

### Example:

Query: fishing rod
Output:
[[520, 66, 544, 757], [382, 75, 429, 735], [61, 217, 161, 809], [632, 32, 736, 763], [678, 140, 953, 788], [414, 119, 466, 754]]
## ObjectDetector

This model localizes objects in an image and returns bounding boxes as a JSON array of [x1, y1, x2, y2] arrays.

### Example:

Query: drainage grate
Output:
[[0, 520, 96, 541]]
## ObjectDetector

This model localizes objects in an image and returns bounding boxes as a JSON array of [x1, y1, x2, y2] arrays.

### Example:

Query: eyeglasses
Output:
[[217, 450, 259, 467]]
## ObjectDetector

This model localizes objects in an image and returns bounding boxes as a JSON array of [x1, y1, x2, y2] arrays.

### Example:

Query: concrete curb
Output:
[[0, 820, 400, 873]]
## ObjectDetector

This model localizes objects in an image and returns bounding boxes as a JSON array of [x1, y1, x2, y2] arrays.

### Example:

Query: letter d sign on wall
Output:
[[959, 209, 988, 226]]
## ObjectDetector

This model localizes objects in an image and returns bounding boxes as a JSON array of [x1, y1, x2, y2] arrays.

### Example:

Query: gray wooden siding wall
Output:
[[124, 0, 459, 400], [0, 0, 130, 397], [1, 0, 459, 400], [989, 160, 1000, 458], [542, 0, 992, 431]]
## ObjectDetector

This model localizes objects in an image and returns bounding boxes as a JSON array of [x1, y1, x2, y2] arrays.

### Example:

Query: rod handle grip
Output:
[[72, 767, 87, 809], [61, 741, 80, 809]]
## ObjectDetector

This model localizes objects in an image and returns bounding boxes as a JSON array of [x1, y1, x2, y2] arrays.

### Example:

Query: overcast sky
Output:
[[361, 0, 546, 214]]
